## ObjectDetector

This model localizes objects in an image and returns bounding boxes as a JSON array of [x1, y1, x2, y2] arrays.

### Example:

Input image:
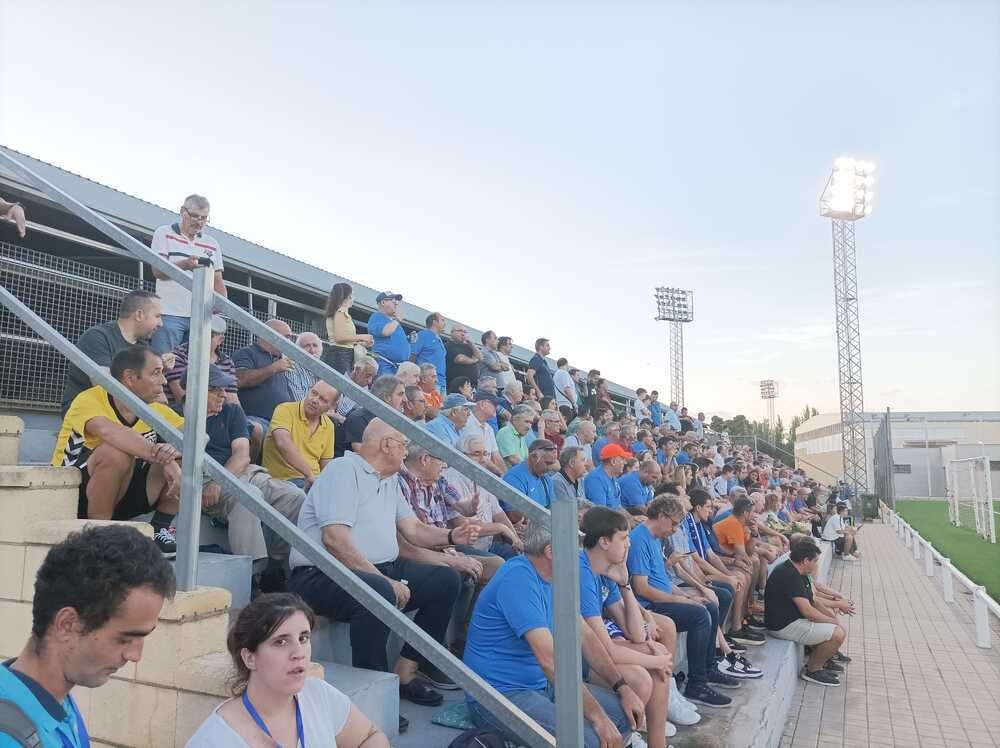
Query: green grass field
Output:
[[895, 500, 1000, 600]]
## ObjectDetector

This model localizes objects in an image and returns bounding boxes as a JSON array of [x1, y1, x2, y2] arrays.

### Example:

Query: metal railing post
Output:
[[174, 262, 214, 591], [973, 587, 991, 648], [550, 492, 584, 747], [924, 543, 934, 577], [941, 559, 955, 603]]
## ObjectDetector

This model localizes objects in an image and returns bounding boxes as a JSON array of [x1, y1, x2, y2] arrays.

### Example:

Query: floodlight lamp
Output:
[[835, 156, 854, 169], [820, 156, 876, 221]]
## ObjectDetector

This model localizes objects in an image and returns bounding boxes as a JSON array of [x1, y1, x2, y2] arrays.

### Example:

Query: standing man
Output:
[[369, 292, 410, 376], [553, 358, 578, 413], [525, 338, 555, 400], [411, 312, 448, 391], [665, 402, 682, 432], [0, 195, 27, 238], [648, 391, 664, 428], [632, 389, 650, 423], [0, 525, 174, 747], [232, 319, 297, 432], [62, 290, 166, 414], [149, 195, 226, 354], [445, 324, 481, 389], [478, 330, 511, 386], [494, 335, 517, 391]]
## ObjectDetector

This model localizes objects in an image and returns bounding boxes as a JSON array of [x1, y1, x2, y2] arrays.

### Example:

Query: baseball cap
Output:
[[206, 364, 237, 389], [210, 315, 227, 334], [376, 292, 402, 304], [443, 393, 474, 409], [474, 391, 501, 408], [600, 444, 632, 461]]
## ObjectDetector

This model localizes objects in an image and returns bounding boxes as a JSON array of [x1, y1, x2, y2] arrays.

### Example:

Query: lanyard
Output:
[[57, 695, 90, 748], [241, 691, 305, 748]]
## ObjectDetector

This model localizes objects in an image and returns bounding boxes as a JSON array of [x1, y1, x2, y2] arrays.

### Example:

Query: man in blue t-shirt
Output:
[[464, 521, 638, 748], [584, 443, 630, 511], [410, 311, 447, 391], [0, 525, 174, 748], [648, 391, 664, 427], [590, 422, 621, 466], [619, 460, 660, 515], [525, 337, 556, 399], [368, 292, 410, 375], [627, 497, 737, 708], [502, 439, 558, 515]]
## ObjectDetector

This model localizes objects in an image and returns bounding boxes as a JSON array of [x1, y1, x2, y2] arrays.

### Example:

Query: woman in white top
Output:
[[187, 593, 388, 748]]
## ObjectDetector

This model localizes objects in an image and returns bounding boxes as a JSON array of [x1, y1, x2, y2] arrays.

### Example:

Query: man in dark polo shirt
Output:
[[232, 318, 296, 431], [444, 324, 481, 389], [62, 290, 166, 414], [526, 337, 555, 400]]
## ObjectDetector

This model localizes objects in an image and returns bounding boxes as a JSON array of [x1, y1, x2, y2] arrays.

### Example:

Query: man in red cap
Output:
[[584, 443, 632, 512]]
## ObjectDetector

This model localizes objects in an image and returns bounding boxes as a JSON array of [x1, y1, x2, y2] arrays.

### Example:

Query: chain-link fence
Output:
[[0, 241, 320, 410]]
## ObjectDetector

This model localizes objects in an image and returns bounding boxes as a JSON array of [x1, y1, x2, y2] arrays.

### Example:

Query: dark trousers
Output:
[[648, 601, 713, 686], [322, 345, 354, 375], [290, 559, 461, 671], [709, 580, 735, 630]]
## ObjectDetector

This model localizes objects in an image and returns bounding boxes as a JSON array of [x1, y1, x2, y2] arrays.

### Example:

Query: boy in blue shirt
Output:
[[0, 525, 174, 748]]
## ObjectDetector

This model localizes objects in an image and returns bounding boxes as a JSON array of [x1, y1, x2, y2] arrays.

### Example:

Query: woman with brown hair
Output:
[[187, 593, 388, 747], [324, 282, 374, 374]]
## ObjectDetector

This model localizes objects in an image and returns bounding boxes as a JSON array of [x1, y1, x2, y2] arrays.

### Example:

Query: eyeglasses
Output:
[[182, 207, 209, 222], [385, 436, 411, 449]]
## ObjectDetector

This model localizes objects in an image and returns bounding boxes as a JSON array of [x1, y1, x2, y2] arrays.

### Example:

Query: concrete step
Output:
[[0, 466, 82, 543], [191, 552, 252, 610], [316, 660, 400, 740], [0, 416, 24, 465]]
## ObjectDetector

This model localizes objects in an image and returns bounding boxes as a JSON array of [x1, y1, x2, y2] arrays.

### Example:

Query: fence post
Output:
[[550, 492, 584, 746], [941, 559, 955, 603], [924, 543, 934, 577], [912, 534, 921, 560], [973, 587, 991, 649], [174, 262, 214, 591], [905, 526, 912, 548]]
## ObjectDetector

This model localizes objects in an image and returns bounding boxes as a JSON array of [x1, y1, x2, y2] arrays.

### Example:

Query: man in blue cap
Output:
[[369, 292, 410, 376], [426, 393, 474, 449]]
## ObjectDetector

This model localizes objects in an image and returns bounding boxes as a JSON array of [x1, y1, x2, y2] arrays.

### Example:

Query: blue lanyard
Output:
[[57, 695, 90, 748], [241, 691, 305, 748]]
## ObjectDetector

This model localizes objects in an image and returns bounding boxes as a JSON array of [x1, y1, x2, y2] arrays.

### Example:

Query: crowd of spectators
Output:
[[41, 193, 860, 745]]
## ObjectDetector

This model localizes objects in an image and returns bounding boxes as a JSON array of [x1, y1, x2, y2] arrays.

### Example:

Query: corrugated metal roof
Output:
[[0, 144, 636, 399]]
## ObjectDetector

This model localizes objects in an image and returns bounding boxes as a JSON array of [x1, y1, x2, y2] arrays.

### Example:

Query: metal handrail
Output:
[[0, 149, 583, 746]]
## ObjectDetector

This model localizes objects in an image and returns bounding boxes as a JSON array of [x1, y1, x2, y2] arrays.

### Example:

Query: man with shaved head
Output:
[[232, 318, 298, 432], [289, 418, 480, 724]]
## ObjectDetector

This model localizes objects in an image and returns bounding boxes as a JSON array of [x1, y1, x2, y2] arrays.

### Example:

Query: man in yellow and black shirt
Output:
[[53, 345, 183, 554]]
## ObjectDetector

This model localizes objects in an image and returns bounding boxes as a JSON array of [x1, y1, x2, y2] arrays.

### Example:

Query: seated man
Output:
[[552, 445, 588, 502], [417, 363, 444, 420], [283, 331, 323, 401], [165, 315, 237, 409], [232, 319, 297, 432], [262, 381, 338, 491], [459, 395, 506, 476], [584, 444, 630, 512], [765, 537, 849, 686], [288, 419, 477, 715], [403, 384, 428, 423], [619, 459, 661, 516], [627, 497, 737, 707], [822, 501, 859, 560], [52, 345, 182, 554], [425, 393, 474, 449], [443, 435, 524, 559], [464, 521, 642, 748], [496, 405, 534, 466], [502, 439, 558, 516], [342, 375, 406, 453]]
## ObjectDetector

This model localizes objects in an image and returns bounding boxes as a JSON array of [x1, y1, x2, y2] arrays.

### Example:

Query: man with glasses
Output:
[[289, 419, 479, 724], [150, 194, 227, 354]]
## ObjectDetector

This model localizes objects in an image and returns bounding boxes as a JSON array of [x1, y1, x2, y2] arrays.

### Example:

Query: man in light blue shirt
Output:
[[502, 439, 558, 512], [410, 311, 447, 391], [665, 401, 682, 432], [425, 393, 473, 449]]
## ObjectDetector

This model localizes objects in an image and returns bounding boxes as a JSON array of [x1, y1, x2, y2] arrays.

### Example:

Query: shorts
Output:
[[833, 537, 845, 553], [78, 460, 154, 520], [604, 619, 626, 640], [770, 619, 836, 646]]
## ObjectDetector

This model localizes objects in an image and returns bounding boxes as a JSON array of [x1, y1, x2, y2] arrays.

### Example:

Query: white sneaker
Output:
[[669, 677, 699, 712], [668, 698, 702, 726], [628, 733, 648, 748], [667, 721, 677, 737], [843, 554, 858, 561]]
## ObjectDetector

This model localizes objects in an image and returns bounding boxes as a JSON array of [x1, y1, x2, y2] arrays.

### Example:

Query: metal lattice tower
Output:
[[760, 379, 778, 430], [669, 320, 684, 406], [831, 218, 869, 495], [654, 287, 694, 408]]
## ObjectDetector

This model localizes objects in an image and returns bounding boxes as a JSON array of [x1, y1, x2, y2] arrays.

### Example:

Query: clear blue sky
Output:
[[1, 1, 997, 424]]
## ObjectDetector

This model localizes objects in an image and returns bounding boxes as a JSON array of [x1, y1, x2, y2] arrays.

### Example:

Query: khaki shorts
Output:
[[770, 619, 836, 646]]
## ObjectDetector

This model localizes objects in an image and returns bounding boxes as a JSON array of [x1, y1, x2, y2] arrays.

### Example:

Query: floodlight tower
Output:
[[654, 287, 694, 406], [820, 157, 875, 496], [760, 380, 778, 430]]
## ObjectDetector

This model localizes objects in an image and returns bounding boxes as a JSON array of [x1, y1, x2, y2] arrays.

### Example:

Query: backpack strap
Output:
[[0, 698, 41, 747]]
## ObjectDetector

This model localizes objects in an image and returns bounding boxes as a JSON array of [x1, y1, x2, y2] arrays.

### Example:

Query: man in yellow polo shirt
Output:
[[263, 381, 338, 490], [52, 344, 183, 555]]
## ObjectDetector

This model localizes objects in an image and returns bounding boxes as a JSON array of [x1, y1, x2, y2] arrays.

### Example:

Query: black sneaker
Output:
[[706, 669, 742, 689], [823, 660, 845, 673], [724, 636, 747, 653], [729, 627, 766, 646], [718, 653, 764, 679], [801, 668, 840, 687], [745, 615, 766, 631], [417, 663, 460, 690], [832, 651, 852, 664], [153, 526, 177, 557], [684, 682, 733, 708]]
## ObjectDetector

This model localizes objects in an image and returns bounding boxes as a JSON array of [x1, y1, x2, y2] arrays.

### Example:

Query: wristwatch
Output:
[[618, 583, 632, 593], [611, 677, 627, 693]]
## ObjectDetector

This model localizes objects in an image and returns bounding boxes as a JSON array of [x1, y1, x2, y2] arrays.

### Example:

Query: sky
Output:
[[1, 1, 998, 424]]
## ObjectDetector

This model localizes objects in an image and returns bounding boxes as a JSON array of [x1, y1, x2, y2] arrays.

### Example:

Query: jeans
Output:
[[710, 580, 734, 630], [468, 682, 631, 748], [487, 538, 519, 560], [288, 478, 307, 490], [150, 314, 190, 354], [289, 559, 461, 671], [648, 600, 713, 686]]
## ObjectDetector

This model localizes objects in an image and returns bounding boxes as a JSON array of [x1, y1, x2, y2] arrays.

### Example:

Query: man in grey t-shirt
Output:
[[288, 418, 480, 712]]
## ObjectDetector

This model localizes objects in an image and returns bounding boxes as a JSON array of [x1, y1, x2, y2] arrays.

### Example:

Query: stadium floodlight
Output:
[[654, 287, 694, 406], [759, 380, 778, 430], [820, 156, 875, 497]]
